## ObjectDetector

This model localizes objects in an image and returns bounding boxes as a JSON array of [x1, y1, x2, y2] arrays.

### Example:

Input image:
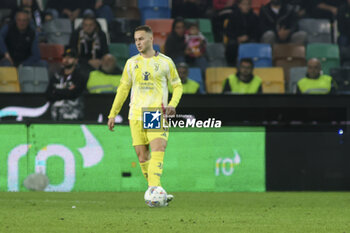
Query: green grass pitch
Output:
[[0, 192, 349, 233]]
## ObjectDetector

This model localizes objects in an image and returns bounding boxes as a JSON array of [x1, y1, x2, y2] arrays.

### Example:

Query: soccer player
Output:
[[107, 25, 183, 205]]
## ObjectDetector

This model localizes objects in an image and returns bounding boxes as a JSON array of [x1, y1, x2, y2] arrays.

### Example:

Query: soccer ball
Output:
[[144, 186, 167, 207], [23, 173, 49, 191]]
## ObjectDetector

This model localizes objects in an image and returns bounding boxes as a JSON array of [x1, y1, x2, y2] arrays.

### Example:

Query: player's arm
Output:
[[108, 61, 132, 131], [167, 60, 183, 116]]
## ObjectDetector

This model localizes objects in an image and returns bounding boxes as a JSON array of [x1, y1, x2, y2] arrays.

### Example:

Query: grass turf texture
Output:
[[0, 192, 349, 233]]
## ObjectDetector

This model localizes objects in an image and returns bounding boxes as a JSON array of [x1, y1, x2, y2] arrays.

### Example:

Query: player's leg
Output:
[[148, 138, 167, 187], [134, 145, 150, 181], [130, 120, 150, 182], [149, 138, 174, 204]]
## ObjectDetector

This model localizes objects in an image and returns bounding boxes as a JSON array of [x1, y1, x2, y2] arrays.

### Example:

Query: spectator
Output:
[[311, 0, 346, 21], [46, 48, 86, 120], [86, 54, 122, 93], [260, 0, 306, 44], [212, 0, 235, 42], [0, 10, 46, 67], [222, 58, 262, 94], [224, 0, 261, 66], [337, 0, 350, 46], [184, 23, 208, 74], [83, 0, 114, 23], [11, 0, 43, 31], [169, 62, 200, 94], [165, 17, 187, 64], [297, 58, 337, 94], [69, 14, 108, 79], [45, 0, 84, 22]]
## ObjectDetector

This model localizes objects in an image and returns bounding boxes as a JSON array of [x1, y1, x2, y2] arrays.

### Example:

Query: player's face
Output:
[[134, 30, 153, 54]]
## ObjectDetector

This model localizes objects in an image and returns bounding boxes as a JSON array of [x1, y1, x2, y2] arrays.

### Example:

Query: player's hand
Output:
[[166, 106, 176, 118], [108, 118, 115, 131]]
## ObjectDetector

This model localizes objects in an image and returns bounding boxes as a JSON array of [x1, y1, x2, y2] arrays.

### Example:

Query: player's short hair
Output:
[[239, 58, 254, 68], [135, 25, 153, 34]]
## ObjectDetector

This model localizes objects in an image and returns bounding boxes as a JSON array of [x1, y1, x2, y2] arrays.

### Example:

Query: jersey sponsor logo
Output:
[[143, 71, 150, 81]]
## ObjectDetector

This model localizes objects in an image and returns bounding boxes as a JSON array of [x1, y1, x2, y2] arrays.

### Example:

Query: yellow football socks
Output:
[[148, 151, 165, 187], [140, 160, 150, 181]]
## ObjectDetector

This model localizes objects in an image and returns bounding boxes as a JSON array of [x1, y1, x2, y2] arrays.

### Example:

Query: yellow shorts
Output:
[[129, 120, 169, 146]]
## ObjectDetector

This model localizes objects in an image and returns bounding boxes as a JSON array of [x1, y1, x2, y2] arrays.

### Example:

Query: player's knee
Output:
[[150, 138, 167, 152], [136, 150, 149, 163], [151, 145, 166, 152]]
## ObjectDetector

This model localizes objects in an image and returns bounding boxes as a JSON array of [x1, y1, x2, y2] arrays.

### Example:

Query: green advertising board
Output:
[[0, 124, 265, 192]]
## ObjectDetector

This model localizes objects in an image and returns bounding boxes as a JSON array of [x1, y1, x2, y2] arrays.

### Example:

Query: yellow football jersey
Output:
[[108, 52, 182, 120]]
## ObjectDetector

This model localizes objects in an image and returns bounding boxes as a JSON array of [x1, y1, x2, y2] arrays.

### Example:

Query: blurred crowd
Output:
[[1, 0, 350, 119]]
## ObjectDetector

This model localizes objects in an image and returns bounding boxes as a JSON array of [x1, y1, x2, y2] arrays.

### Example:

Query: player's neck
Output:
[[141, 48, 156, 58]]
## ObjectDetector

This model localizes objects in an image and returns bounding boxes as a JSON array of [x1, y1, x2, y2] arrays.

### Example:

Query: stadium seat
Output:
[[74, 18, 110, 44], [330, 67, 350, 93], [199, 18, 212, 34], [306, 43, 340, 75], [188, 68, 205, 94], [254, 67, 285, 93], [18, 66, 49, 93], [289, 67, 307, 93], [238, 43, 272, 67], [0, 67, 20, 93], [205, 67, 236, 93], [145, 19, 173, 35], [115, 0, 138, 7], [140, 7, 171, 24], [113, 6, 141, 20], [129, 43, 160, 57], [273, 44, 306, 82], [206, 43, 227, 67], [39, 43, 64, 63], [205, 67, 285, 93], [43, 19, 72, 45], [138, 0, 170, 8], [145, 19, 174, 48], [298, 18, 332, 43], [109, 43, 129, 70]]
